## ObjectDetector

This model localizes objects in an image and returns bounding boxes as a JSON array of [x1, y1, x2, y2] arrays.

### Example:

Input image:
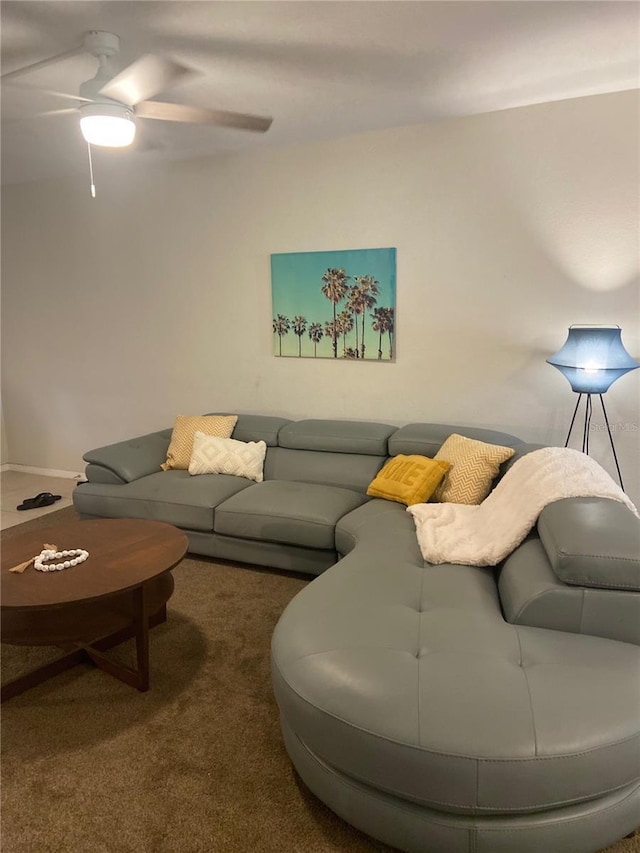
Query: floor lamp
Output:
[[547, 325, 639, 491]]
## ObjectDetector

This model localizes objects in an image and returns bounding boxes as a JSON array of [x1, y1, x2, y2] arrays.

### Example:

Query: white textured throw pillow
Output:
[[189, 432, 267, 482]]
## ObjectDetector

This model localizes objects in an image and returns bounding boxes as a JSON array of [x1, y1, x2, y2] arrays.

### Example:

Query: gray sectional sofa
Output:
[[73, 414, 640, 853]]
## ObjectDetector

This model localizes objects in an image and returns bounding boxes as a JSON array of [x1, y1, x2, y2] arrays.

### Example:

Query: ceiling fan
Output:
[[2, 30, 273, 149]]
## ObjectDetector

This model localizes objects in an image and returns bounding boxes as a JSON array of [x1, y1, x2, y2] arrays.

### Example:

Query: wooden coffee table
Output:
[[1, 518, 188, 701]]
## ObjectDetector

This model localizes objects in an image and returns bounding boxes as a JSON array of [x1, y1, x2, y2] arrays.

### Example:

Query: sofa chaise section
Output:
[[272, 493, 640, 853]]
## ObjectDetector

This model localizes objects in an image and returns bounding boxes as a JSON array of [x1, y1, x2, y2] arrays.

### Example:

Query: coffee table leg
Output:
[[80, 584, 150, 692], [1, 648, 86, 702], [133, 584, 150, 691], [2, 586, 160, 701]]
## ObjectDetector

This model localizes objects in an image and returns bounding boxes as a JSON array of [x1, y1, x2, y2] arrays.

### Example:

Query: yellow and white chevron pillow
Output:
[[189, 432, 267, 482], [434, 434, 515, 505], [161, 414, 238, 471]]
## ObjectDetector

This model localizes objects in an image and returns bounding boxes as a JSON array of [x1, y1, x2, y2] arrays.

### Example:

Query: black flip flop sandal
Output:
[[16, 492, 61, 511]]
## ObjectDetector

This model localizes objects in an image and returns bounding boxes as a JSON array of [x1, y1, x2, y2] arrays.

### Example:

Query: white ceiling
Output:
[[1, 1, 638, 186]]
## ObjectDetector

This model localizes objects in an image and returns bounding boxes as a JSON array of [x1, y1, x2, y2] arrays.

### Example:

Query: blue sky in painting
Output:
[[271, 247, 396, 359]]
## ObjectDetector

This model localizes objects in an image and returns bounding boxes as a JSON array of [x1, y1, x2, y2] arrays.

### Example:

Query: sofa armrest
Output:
[[83, 429, 172, 483], [499, 535, 640, 645], [538, 497, 640, 591]]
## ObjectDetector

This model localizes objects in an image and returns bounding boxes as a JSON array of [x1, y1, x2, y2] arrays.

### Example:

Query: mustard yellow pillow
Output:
[[434, 434, 515, 504], [161, 414, 238, 471], [367, 455, 450, 506]]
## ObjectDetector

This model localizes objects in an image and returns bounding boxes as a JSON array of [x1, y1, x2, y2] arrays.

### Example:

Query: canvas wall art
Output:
[[271, 247, 396, 360]]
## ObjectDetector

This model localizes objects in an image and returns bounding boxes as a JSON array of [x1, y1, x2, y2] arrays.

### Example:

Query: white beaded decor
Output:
[[34, 548, 89, 573]]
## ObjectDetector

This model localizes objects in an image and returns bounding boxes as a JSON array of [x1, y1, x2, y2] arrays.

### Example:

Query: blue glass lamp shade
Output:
[[547, 326, 639, 393]]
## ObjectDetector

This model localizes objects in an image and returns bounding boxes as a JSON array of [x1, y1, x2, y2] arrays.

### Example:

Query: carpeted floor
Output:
[[2, 507, 638, 853]]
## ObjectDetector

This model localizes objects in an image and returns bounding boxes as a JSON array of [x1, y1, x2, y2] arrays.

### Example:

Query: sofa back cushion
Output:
[[206, 413, 292, 446], [278, 419, 396, 455], [263, 419, 394, 493], [388, 423, 522, 457], [264, 447, 385, 493]]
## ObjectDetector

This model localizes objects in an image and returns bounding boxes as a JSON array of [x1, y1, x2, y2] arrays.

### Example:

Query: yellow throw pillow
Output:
[[434, 434, 515, 505], [161, 414, 238, 471], [367, 455, 450, 506]]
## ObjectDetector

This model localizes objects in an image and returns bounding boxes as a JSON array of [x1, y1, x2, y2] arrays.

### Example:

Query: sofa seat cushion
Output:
[[214, 481, 368, 549], [74, 471, 253, 532], [336, 499, 420, 559]]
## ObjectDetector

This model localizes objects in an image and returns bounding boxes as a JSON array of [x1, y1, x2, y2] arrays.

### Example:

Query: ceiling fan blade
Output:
[[35, 107, 78, 119], [98, 55, 195, 106], [1, 45, 84, 82], [2, 80, 91, 104], [3, 107, 78, 124], [136, 101, 273, 133]]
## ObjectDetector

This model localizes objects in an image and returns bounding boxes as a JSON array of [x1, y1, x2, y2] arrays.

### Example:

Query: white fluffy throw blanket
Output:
[[407, 447, 639, 567]]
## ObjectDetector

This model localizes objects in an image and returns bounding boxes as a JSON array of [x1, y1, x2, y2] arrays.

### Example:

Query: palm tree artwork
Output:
[[347, 285, 362, 357], [385, 306, 395, 359], [324, 319, 341, 356], [272, 314, 290, 356], [270, 248, 396, 360], [371, 306, 395, 360], [353, 275, 379, 359], [292, 315, 307, 356], [337, 309, 354, 357], [308, 322, 324, 356], [321, 268, 350, 358], [371, 307, 386, 361]]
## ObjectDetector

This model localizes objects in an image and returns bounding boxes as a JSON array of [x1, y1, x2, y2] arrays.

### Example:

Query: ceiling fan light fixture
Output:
[[79, 102, 135, 147]]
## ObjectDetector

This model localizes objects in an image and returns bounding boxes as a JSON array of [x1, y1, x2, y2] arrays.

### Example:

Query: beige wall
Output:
[[2, 91, 639, 504], [0, 402, 8, 466]]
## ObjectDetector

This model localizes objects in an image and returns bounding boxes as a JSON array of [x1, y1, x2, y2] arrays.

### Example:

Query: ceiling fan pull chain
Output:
[[87, 143, 96, 198]]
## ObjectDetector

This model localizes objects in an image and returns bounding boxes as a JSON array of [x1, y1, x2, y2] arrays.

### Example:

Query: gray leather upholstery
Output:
[[278, 418, 396, 455], [272, 495, 640, 851], [280, 714, 640, 853], [274, 553, 640, 813], [83, 464, 127, 485], [186, 531, 337, 575], [499, 537, 640, 645], [389, 423, 522, 457], [214, 480, 368, 549], [74, 470, 251, 532], [208, 413, 291, 446], [498, 498, 640, 646], [263, 447, 384, 492], [538, 497, 640, 590], [82, 429, 171, 482], [335, 498, 413, 557], [73, 412, 640, 852]]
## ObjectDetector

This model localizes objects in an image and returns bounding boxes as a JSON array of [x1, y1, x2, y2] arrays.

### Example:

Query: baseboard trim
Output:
[[1, 463, 84, 480]]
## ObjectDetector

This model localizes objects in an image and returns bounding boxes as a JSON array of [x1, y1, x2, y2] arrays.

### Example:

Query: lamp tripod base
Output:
[[563, 393, 624, 490]]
